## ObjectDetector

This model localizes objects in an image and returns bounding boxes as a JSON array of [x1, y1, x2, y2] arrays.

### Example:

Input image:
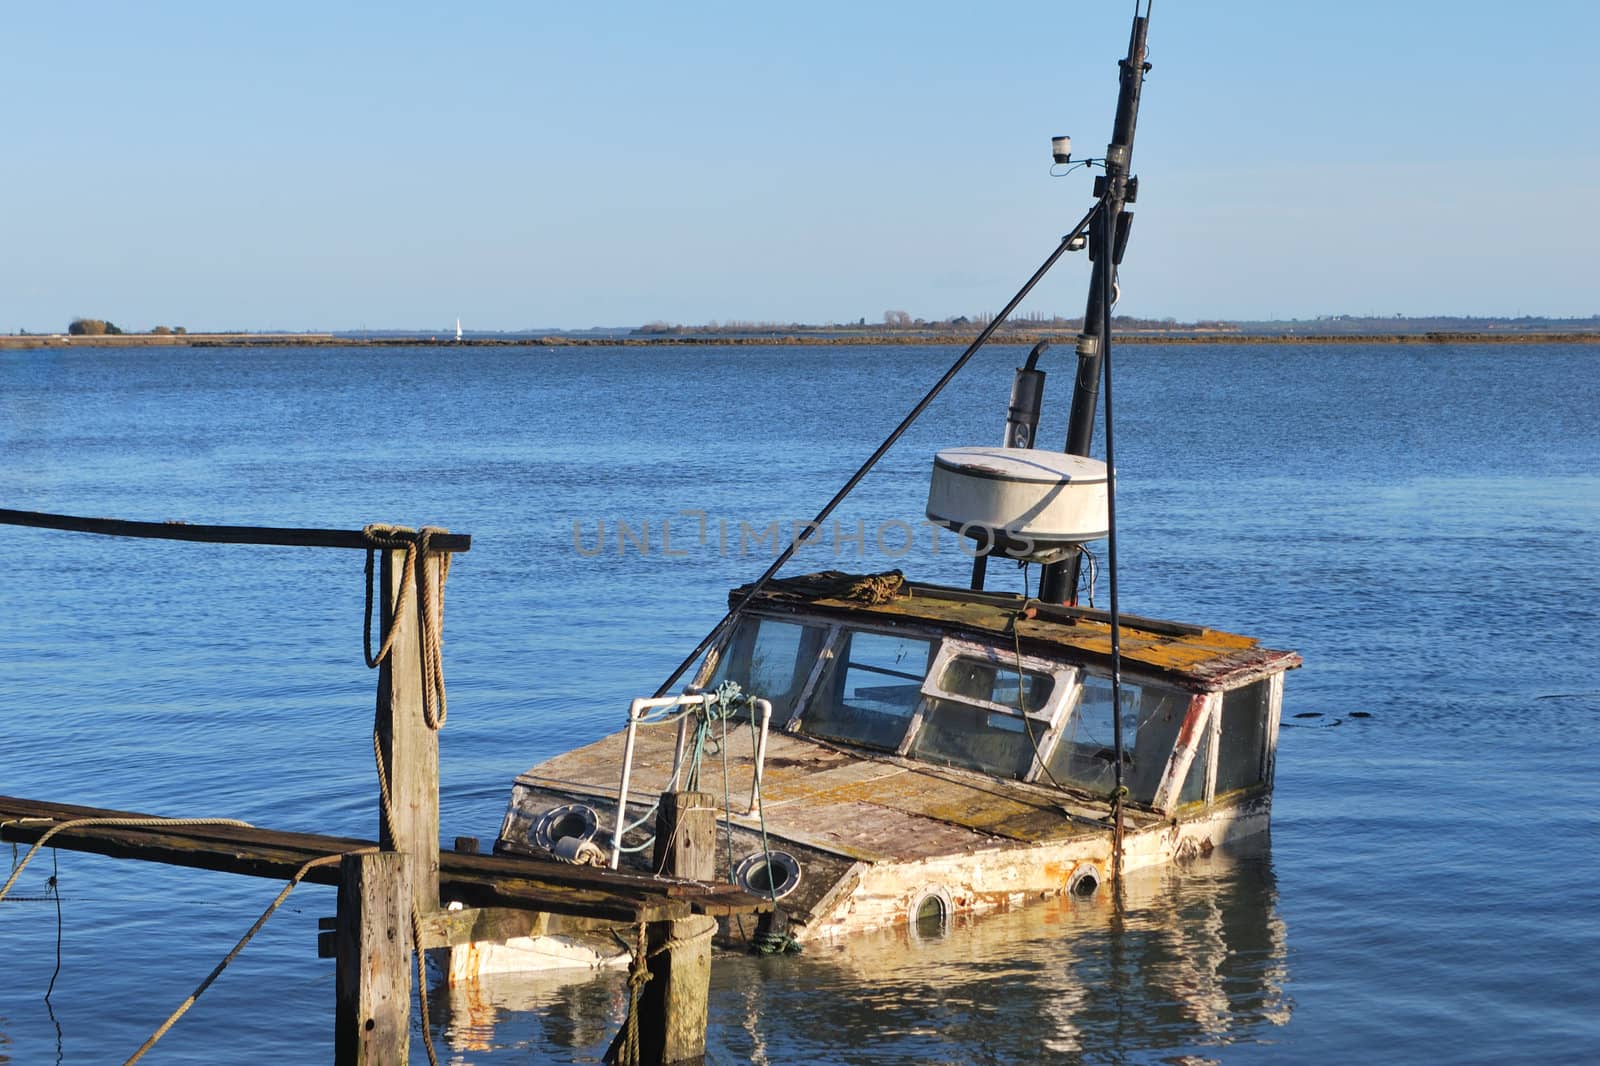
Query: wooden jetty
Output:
[[0, 508, 769, 1065]]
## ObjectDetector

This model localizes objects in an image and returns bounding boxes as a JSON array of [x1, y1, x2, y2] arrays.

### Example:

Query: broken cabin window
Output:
[[1044, 675, 1190, 802], [1176, 720, 1211, 806], [909, 657, 1057, 779], [706, 616, 828, 727], [1214, 679, 1270, 794], [800, 630, 934, 750]]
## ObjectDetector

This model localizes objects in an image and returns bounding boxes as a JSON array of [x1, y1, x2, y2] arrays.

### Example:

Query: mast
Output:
[[1037, 4, 1151, 606]]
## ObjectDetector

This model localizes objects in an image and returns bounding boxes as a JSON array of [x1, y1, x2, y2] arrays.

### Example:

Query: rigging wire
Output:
[[650, 194, 1109, 700]]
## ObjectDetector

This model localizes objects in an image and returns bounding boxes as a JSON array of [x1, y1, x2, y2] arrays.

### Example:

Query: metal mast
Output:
[[1038, 5, 1151, 606]]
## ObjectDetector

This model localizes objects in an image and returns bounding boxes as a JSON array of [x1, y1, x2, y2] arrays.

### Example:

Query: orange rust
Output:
[[1174, 694, 1208, 747]]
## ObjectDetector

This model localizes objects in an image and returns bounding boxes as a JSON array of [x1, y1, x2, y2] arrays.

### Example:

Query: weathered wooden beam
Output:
[[414, 906, 539, 950], [375, 546, 440, 912], [0, 507, 471, 552], [335, 852, 411, 1065], [0, 796, 764, 924], [444, 851, 772, 914]]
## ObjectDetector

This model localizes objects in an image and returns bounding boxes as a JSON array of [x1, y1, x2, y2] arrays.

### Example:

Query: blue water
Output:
[[2, 342, 1597, 1064]]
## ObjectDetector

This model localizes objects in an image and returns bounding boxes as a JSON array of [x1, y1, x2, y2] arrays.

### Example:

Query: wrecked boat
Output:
[[494, 571, 1297, 954], [473, 2, 1300, 972]]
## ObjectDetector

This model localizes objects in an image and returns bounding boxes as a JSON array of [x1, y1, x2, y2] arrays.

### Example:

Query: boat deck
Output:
[[516, 721, 1161, 865]]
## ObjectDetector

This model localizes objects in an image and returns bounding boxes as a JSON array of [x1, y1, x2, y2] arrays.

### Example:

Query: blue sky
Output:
[[2, 2, 1595, 331]]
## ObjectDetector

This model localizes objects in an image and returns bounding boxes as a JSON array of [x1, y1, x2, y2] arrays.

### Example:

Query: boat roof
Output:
[[733, 571, 1301, 692]]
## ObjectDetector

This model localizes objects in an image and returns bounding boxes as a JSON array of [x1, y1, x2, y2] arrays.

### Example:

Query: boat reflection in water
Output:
[[433, 845, 1290, 1063]]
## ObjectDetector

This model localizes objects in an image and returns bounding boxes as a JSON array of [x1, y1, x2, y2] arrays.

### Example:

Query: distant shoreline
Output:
[[4, 330, 1599, 350]]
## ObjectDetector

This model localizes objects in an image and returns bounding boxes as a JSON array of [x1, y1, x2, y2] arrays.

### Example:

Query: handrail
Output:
[[611, 693, 774, 870], [0, 508, 471, 552]]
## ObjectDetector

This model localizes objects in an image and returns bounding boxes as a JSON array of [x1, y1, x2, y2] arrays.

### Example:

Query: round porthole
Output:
[[909, 889, 952, 940], [734, 850, 802, 899], [1067, 861, 1101, 897], [532, 803, 600, 852]]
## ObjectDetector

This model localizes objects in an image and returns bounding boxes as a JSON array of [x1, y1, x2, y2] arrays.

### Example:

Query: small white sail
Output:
[[455, 318, 463, 342]]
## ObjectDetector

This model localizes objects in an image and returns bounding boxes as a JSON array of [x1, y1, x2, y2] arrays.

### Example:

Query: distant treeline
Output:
[[634, 312, 1600, 338], [636, 311, 1233, 336], [65, 318, 187, 336]]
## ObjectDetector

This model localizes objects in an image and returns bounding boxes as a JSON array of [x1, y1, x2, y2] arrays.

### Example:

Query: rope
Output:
[[362, 523, 452, 730], [363, 524, 453, 1066], [0, 818, 254, 904], [125, 849, 371, 1065], [1010, 610, 1073, 794], [609, 923, 651, 1066], [606, 917, 719, 1066], [411, 904, 439, 1066], [651, 914, 719, 956], [818, 569, 905, 605]]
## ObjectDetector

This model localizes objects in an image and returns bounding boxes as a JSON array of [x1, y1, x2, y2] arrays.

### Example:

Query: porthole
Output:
[[909, 888, 952, 940], [734, 850, 802, 899], [532, 803, 600, 853], [1067, 861, 1101, 897]]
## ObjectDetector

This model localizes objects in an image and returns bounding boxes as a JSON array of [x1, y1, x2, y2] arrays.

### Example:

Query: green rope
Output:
[[653, 681, 800, 955]]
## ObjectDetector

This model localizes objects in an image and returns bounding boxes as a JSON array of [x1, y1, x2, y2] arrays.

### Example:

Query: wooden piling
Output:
[[651, 790, 718, 881], [637, 790, 718, 1066], [335, 852, 412, 1065], [374, 545, 441, 912]]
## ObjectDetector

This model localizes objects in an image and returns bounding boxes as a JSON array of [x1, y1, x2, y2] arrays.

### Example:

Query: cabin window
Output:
[[706, 616, 828, 727], [908, 658, 1057, 779], [1214, 679, 1270, 794], [800, 630, 934, 750], [1043, 675, 1190, 802], [1176, 723, 1211, 806]]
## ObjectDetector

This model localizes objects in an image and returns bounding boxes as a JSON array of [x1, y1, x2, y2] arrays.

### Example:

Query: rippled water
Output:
[[2, 342, 1597, 1063]]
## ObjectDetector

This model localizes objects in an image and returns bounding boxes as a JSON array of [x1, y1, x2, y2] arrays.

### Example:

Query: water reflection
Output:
[[436, 846, 1289, 1063]]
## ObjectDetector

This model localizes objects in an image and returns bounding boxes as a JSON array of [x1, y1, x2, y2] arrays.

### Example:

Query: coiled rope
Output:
[[363, 523, 451, 729]]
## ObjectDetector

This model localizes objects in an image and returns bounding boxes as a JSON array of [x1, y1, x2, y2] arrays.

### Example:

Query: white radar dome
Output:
[[925, 446, 1109, 563]]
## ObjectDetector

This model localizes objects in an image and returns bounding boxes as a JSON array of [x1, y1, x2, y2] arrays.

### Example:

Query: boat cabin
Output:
[[494, 571, 1299, 946]]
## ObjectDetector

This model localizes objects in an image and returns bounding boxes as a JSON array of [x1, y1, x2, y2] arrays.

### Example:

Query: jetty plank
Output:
[[0, 795, 767, 923]]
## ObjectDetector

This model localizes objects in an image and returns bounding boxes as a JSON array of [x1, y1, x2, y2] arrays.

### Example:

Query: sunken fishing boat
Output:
[[473, 4, 1299, 973]]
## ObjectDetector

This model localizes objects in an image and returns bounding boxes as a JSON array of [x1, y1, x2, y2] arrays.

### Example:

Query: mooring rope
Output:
[[362, 523, 454, 1066], [0, 817, 389, 1065], [363, 523, 452, 729], [0, 817, 254, 905], [610, 923, 651, 1066], [606, 916, 719, 1066], [125, 848, 373, 1065]]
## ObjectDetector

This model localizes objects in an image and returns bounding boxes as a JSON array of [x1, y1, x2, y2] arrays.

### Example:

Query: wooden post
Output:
[[335, 852, 412, 1065], [641, 791, 717, 1066], [651, 790, 718, 881], [374, 546, 440, 912]]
